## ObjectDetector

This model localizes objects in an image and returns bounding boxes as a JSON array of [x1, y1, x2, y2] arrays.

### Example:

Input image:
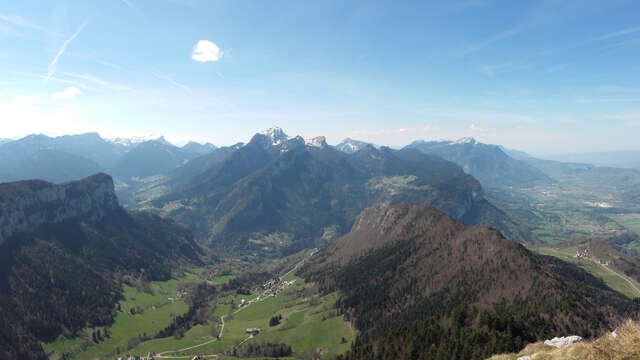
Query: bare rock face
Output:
[[543, 335, 583, 348], [0, 173, 118, 245]]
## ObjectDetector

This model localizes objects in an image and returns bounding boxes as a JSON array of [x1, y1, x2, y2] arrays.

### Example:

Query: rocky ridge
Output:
[[0, 173, 118, 245]]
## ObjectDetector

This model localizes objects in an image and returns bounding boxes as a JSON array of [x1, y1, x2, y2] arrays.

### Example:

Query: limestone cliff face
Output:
[[0, 173, 118, 245]]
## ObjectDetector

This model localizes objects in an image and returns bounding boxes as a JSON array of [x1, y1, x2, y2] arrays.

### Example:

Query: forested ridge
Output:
[[0, 206, 203, 360], [301, 204, 640, 359]]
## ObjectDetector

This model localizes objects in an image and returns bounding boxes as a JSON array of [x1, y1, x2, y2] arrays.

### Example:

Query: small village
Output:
[[112, 273, 298, 359], [573, 247, 592, 259], [573, 247, 610, 265]]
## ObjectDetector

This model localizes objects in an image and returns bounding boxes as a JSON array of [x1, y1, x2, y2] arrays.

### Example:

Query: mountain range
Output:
[[0, 133, 215, 184], [139, 127, 528, 255], [405, 138, 553, 188], [3, 129, 639, 252], [300, 204, 640, 359], [0, 174, 203, 359]]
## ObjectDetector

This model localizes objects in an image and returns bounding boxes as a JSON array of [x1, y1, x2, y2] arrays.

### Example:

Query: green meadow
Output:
[[44, 263, 355, 359], [532, 246, 640, 299], [44, 270, 208, 359], [129, 274, 355, 358]]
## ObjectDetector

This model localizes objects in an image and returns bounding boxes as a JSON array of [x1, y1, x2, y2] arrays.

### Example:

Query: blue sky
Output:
[[1, 0, 639, 154]]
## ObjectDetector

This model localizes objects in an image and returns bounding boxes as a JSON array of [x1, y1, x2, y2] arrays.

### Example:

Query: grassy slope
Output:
[[532, 247, 640, 299], [130, 271, 355, 358], [43, 271, 202, 359], [48, 261, 355, 359]]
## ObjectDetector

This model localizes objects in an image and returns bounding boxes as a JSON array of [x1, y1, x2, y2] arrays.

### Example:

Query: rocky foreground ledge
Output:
[[487, 320, 640, 360]]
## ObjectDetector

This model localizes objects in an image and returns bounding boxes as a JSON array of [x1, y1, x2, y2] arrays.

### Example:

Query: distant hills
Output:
[[405, 137, 553, 188], [0, 133, 215, 183], [182, 141, 217, 155], [4, 130, 639, 252], [0, 174, 203, 360], [301, 204, 640, 359], [544, 151, 640, 170], [110, 136, 201, 180]]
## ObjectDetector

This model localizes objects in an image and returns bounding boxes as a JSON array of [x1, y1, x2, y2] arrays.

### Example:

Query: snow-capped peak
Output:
[[305, 136, 327, 148], [108, 134, 163, 147], [260, 126, 289, 146], [452, 137, 477, 145], [335, 138, 372, 154]]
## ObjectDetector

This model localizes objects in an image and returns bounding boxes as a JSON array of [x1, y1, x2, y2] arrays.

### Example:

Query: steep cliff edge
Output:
[[0, 174, 203, 360], [0, 173, 118, 245]]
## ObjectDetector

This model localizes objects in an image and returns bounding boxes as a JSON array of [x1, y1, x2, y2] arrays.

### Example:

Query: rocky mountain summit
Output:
[[0, 173, 118, 245]]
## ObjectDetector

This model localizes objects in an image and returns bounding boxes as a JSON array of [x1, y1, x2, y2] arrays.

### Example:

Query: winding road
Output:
[[597, 261, 640, 298], [154, 250, 315, 359]]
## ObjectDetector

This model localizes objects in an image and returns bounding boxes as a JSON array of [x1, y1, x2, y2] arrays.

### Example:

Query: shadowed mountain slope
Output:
[[0, 174, 203, 360], [150, 128, 527, 255]]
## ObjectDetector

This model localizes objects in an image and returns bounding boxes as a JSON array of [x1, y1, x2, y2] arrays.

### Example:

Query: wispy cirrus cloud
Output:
[[0, 20, 24, 37], [0, 14, 51, 33], [46, 22, 87, 80], [151, 71, 192, 92], [592, 26, 640, 41], [463, 25, 523, 54], [60, 72, 132, 91], [121, 0, 135, 9], [17, 71, 89, 89]]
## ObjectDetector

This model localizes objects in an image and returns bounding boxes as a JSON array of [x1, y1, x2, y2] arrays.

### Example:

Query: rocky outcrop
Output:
[[0, 173, 118, 245], [543, 335, 583, 348]]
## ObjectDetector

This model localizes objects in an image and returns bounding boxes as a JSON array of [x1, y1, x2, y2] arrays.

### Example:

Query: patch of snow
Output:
[[452, 137, 477, 145], [107, 134, 162, 147], [260, 126, 289, 146], [305, 136, 327, 148]]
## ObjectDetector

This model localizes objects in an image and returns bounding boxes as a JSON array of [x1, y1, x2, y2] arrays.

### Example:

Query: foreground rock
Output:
[[488, 320, 640, 360], [543, 335, 583, 348]]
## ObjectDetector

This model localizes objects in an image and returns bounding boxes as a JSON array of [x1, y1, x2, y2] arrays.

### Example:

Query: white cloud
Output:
[[47, 22, 87, 80], [53, 86, 83, 100], [192, 40, 221, 62]]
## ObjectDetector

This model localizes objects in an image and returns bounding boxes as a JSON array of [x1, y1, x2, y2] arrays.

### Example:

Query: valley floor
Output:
[[44, 253, 355, 360]]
